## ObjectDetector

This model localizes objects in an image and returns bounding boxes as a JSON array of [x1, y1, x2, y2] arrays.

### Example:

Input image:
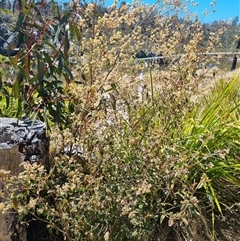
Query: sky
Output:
[[187, 0, 240, 23], [103, 0, 240, 23]]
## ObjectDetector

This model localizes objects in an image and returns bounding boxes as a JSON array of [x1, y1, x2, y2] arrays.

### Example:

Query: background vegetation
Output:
[[0, 0, 240, 240]]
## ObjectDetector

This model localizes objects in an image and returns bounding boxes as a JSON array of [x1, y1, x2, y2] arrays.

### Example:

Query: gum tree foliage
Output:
[[0, 0, 81, 129]]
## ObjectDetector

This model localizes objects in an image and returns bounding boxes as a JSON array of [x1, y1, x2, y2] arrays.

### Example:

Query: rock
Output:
[[0, 117, 49, 167], [0, 24, 19, 56]]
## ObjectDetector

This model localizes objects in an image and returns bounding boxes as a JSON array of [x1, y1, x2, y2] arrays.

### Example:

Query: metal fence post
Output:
[[237, 38, 240, 49], [231, 38, 240, 71], [231, 55, 237, 71]]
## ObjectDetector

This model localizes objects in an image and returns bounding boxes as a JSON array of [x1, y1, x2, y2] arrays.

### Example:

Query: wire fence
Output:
[[135, 51, 240, 71], [135, 39, 240, 71]]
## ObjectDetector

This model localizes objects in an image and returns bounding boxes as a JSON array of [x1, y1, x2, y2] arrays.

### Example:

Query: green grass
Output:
[[181, 76, 240, 220]]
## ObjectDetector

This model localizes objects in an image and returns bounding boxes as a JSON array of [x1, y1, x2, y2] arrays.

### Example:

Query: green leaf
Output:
[[43, 52, 55, 76], [63, 64, 73, 80], [14, 13, 26, 32], [54, 25, 62, 44], [60, 13, 70, 25], [43, 105, 51, 131], [16, 98, 22, 119], [73, 24, 82, 41], [44, 40, 58, 52], [55, 101, 62, 124], [57, 56, 63, 76], [208, 183, 222, 214], [160, 214, 166, 224], [56, 3, 62, 20], [13, 77, 20, 99], [21, 8, 31, 15], [68, 102, 75, 113], [37, 58, 45, 82], [64, 31, 70, 59], [2, 88, 10, 109], [0, 72, 2, 89]]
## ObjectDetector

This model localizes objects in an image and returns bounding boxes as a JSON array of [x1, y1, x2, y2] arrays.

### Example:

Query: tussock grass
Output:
[[181, 75, 240, 236]]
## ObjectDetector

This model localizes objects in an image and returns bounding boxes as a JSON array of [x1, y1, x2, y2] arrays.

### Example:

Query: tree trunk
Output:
[[0, 117, 49, 241]]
